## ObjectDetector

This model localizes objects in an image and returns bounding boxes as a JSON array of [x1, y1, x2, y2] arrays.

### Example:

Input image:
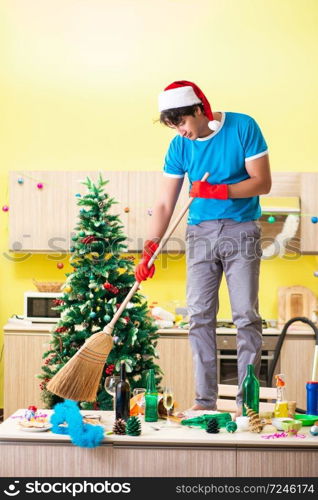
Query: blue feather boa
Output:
[[50, 400, 105, 448]]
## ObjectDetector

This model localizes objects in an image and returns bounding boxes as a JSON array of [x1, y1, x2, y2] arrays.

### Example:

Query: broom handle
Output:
[[106, 171, 210, 330]]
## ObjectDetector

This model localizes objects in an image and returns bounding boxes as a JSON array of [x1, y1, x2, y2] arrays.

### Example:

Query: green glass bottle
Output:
[[242, 364, 260, 415], [145, 369, 158, 422]]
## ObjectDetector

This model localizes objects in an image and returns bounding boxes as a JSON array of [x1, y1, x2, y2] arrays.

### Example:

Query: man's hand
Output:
[[190, 181, 229, 200], [135, 240, 159, 282]]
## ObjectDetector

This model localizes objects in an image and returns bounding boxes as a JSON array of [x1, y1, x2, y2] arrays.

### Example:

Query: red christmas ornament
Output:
[[55, 326, 68, 333], [53, 298, 64, 306], [124, 316, 130, 323], [28, 405, 37, 412], [116, 303, 122, 309], [57, 262, 64, 269], [82, 235, 96, 244], [103, 282, 119, 294], [105, 364, 115, 375]]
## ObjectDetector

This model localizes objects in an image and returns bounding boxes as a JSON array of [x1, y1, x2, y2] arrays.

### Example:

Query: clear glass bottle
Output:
[[145, 369, 158, 422], [242, 364, 260, 415]]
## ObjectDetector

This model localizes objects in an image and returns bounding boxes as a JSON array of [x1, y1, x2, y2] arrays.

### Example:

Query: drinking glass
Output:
[[133, 388, 146, 417], [163, 387, 174, 426], [104, 375, 120, 411]]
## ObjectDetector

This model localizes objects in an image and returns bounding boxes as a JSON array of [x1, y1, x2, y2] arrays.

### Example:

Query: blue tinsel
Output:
[[50, 400, 105, 448]]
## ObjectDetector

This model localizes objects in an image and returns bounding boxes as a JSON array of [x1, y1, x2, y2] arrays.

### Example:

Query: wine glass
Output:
[[104, 375, 120, 411], [133, 388, 146, 417], [163, 386, 174, 426]]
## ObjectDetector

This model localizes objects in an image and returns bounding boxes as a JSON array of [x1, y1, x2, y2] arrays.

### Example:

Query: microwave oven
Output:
[[24, 291, 63, 323]]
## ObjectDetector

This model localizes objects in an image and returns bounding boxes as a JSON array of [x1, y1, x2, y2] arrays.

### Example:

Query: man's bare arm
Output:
[[148, 176, 184, 241], [228, 154, 272, 198]]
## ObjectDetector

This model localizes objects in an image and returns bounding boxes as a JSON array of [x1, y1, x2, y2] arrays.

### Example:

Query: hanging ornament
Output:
[[89, 311, 96, 319], [105, 363, 115, 375], [57, 262, 64, 269], [64, 286, 72, 293], [103, 314, 111, 322], [103, 282, 119, 294], [70, 246, 75, 252], [311, 216, 318, 224], [89, 293, 94, 299], [267, 215, 276, 224], [79, 231, 85, 237], [124, 207, 130, 213], [82, 235, 96, 245], [2, 205, 9, 212], [37, 183, 43, 189], [96, 306, 101, 312], [75, 193, 81, 198], [17, 177, 24, 184], [72, 235, 78, 241]]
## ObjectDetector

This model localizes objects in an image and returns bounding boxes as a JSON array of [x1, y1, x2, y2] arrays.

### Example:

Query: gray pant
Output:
[[186, 219, 263, 409]]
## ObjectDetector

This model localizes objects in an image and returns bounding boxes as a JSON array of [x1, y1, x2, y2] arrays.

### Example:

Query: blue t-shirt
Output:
[[163, 112, 268, 224]]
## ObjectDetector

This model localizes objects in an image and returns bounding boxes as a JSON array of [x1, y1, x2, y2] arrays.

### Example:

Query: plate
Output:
[[18, 424, 51, 432], [294, 414, 318, 426]]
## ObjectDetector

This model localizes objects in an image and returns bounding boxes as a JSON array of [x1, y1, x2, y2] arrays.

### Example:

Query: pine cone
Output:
[[206, 418, 219, 434], [244, 404, 263, 433], [113, 418, 126, 435], [126, 416, 141, 436]]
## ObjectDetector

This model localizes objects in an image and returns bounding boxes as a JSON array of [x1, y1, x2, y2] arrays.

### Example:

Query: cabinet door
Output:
[[127, 171, 189, 251], [301, 173, 318, 254], [280, 335, 316, 410], [156, 336, 195, 411], [4, 333, 50, 418]]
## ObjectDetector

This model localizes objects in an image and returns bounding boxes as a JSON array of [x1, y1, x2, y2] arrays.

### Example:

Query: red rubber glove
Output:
[[135, 240, 159, 282], [190, 181, 229, 200]]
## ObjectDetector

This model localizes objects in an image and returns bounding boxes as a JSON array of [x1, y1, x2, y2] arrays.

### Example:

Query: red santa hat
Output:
[[158, 80, 220, 131]]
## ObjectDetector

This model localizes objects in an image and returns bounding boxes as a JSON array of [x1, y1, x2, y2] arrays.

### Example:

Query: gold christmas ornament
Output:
[[244, 404, 263, 433]]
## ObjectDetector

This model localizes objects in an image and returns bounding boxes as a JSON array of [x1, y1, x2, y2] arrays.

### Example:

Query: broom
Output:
[[47, 171, 210, 402]]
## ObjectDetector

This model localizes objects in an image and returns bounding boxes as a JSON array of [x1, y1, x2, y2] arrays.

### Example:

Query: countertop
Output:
[[3, 322, 316, 336], [1, 410, 318, 449]]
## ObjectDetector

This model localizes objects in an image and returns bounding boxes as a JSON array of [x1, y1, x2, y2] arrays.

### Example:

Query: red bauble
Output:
[[57, 262, 64, 269], [82, 235, 96, 244], [105, 363, 115, 375], [55, 326, 68, 333], [103, 282, 119, 294]]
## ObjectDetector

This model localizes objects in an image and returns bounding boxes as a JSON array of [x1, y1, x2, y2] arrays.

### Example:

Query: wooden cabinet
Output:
[[280, 332, 316, 410], [9, 170, 189, 252], [301, 173, 318, 253], [156, 333, 195, 411], [4, 328, 51, 419], [8, 170, 318, 253]]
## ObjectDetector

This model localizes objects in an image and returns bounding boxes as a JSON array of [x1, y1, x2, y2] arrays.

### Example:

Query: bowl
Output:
[[294, 414, 318, 426], [271, 417, 294, 431], [280, 419, 302, 433]]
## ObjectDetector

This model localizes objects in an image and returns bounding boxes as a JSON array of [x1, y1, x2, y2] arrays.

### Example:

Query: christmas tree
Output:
[[39, 175, 161, 410]]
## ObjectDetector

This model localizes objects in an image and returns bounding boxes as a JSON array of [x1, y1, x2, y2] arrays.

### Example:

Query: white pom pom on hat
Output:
[[158, 80, 220, 131]]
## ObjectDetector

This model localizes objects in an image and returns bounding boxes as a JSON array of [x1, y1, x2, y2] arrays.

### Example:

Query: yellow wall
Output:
[[1, 0, 318, 407]]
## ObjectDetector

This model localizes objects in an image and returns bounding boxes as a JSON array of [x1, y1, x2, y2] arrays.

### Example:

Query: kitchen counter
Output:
[[0, 410, 317, 478], [4, 322, 316, 336]]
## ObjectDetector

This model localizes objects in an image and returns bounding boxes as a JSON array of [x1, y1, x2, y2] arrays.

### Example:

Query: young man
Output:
[[135, 80, 271, 415]]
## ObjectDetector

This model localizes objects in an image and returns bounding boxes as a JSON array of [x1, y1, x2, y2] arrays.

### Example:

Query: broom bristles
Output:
[[47, 331, 113, 402]]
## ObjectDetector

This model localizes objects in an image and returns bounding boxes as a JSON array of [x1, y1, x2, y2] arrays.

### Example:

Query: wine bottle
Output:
[[145, 369, 158, 422], [115, 361, 130, 421], [242, 364, 260, 415]]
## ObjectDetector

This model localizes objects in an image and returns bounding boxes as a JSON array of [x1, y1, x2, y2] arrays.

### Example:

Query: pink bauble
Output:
[[37, 183, 43, 189], [2, 205, 9, 212]]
